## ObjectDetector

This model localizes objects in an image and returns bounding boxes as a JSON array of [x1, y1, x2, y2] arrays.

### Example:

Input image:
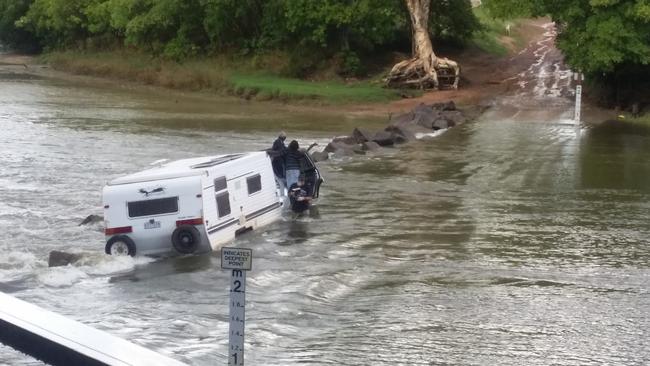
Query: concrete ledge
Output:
[[0, 292, 187, 366]]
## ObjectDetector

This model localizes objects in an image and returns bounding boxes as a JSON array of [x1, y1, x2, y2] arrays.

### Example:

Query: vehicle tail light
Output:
[[176, 218, 204, 226], [105, 226, 132, 235]]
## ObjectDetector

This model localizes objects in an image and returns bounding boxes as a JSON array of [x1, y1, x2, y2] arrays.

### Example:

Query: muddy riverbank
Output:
[[3, 19, 617, 125]]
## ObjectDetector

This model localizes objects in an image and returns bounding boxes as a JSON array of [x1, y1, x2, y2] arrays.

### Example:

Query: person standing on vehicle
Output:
[[271, 131, 287, 180], [272, 131, 287, 152], [285, 140, 303, 188]]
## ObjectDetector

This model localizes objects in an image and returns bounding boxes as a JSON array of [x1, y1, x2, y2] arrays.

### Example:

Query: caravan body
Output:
[[102, 152, 283, 257]]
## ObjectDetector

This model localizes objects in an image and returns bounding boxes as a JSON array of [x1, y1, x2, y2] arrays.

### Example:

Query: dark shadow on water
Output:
[[593, 120, 650, 136], [170, 253, 214, 273], [109, 253, 214, 283], [0, 280, 29, 293], [279, 219, 312, 245], [308, 205, 321, 219], [580, 120, 650, 190]]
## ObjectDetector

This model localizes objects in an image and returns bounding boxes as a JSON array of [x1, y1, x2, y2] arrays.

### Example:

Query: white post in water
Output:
[[574, 71, 584, 122], [221, 247, 253, 366]]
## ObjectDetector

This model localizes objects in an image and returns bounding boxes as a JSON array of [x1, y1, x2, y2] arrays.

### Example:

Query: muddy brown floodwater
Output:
[[1, 42, 650, 366]]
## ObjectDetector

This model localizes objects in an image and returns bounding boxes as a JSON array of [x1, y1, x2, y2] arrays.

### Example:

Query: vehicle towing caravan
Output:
[[102, 151, 323, 257]]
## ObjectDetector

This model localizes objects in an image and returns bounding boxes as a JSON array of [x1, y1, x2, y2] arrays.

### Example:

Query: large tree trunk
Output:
[[385, 0, 460, 90], [410, 0, 436, 75]]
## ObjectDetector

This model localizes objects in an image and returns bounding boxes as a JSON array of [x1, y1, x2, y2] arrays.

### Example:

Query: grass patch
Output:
[[41, 50, 402, 104], [42, 50, 231, 90], [471, 6, 523, 56], [628, 114, 650, 125], [230, 73, 400, 103]]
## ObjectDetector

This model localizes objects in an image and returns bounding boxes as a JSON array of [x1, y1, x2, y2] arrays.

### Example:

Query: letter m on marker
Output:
[[232, 270, 243, 277]]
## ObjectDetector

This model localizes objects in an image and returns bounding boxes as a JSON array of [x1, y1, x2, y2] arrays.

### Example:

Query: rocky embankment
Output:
[[310, 101, 488, 161]]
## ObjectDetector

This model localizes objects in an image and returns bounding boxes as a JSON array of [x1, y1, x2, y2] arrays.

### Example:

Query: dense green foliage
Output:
[[0, 0, 38, 51], [430, 0, 481, 44], [481, 0, 541, 19], [470, 5, 518, 56], [553, 1, 649, 75], [484, 0, 650, 106], [486, 0, 650, 74], [2, 0, 481, 76]]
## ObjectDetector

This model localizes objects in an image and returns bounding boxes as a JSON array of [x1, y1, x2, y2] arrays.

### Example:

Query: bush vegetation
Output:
[[1, 0, 492, 103], [1, 0, 481, 77], [483, 0, 650, 110]]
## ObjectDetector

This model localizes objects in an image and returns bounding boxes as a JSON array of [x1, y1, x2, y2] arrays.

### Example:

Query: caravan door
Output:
[[201, 174, 238, 250]]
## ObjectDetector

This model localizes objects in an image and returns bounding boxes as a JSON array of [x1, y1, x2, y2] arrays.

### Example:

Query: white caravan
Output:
[[102, 151, 322, 257]]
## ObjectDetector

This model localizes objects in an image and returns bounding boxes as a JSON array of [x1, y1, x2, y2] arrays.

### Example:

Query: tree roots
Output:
[[385, 56, 460, 90]]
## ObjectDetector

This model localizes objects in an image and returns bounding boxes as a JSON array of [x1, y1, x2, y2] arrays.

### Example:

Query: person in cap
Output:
[[271, 131, 288, 180], [273, 131, 287, 151]]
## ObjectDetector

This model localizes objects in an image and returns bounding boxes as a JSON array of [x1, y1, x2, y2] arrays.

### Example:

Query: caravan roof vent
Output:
[[191, 154, 244, 169]]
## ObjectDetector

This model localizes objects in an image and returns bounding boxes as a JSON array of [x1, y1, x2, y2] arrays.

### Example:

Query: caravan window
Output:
[[216, 192, 231, 217], [214, 177, 227, 192], [128, 197, 178, 218], [247, 174, 262, 195]]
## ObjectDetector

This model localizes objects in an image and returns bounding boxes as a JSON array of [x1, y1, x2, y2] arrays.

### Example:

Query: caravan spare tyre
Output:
[[172, 225, 201, 254], [105, 235, 136, 256]]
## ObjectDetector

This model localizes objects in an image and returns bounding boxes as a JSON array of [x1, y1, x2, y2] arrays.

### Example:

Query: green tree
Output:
[[482, 0, 541, 19], [116, 0, 208, 58], [484, 0, 650, 106], [0, 0, 38, 50], [6, 0, 481, 78], [483, 0, 650, 74], [17, 0, 98, 48], [202, 0, 263, 51], [267, 0, 404, 49], [429, 0, 481, 44], [264, 0, 407, 75]]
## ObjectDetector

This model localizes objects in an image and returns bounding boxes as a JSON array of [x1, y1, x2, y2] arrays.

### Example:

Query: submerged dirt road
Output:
[[366, 19, 612, 124]]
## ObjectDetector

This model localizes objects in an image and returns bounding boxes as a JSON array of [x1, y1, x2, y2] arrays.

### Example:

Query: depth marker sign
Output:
[[221, 247, 252, 366], [573, 71, 584, 123], [575, 84, 582, 122]]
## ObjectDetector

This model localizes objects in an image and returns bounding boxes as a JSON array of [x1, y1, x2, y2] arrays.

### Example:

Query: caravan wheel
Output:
[[172, 225, 200, 254], [105, 235, 136, 256]]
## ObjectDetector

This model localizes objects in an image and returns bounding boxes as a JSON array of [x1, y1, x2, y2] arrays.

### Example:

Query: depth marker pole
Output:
[[221, 247, 253, 366], [574, 71, 584, 122]]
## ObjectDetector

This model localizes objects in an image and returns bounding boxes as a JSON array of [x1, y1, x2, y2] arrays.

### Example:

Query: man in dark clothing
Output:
[[285, 140, 303, 188], [289, 175, 312, 214], [272, 131, 287, 151], [271, 131, 287, 179]]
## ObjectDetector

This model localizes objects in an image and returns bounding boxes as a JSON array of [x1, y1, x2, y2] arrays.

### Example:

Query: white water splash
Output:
[[37, 266, 89, 287], [31, 252, 156, 288], [80, 254, 156, 276], [0, 251, 42, 282], [415, 129, 448, 139]]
